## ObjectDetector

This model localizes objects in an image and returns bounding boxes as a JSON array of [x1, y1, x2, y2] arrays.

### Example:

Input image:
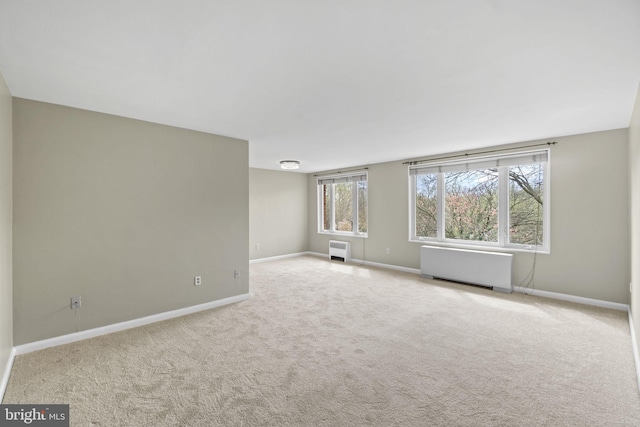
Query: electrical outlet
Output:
[[386, 248, 391, 254], [256, 243, 261, 250], [234, 270, 240, 279], [70, 296, 81, 309], [194, 276, 202, 286]]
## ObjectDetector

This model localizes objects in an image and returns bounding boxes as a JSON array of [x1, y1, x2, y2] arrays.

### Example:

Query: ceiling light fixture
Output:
[[280, 160, 300, 170]]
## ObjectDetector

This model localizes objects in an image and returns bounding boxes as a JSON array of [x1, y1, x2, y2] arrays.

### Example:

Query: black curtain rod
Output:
[[313, 167, 369, 177], [402, 141, 557, 166]]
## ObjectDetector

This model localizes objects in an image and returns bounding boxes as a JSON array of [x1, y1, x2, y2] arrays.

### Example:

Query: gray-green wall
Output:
[[13, 99, 249, 345], [249, 168, 307, 260], [308, 129, 631, 304], [0, 73, 12, 379], [630, 82, 640, 359]]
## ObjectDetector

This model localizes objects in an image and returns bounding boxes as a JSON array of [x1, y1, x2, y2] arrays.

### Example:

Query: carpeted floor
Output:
[[3, 256, 640, 426]]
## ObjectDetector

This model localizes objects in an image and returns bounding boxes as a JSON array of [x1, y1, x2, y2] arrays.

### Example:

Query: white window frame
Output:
[[317, 171, 368, 237], [408, 149, 550, 253]]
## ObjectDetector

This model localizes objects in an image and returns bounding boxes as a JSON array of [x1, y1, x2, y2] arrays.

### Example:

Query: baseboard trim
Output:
[[351, 258, 421, 275], [302, 252, 422, 274], [14, 293, 251, 356], [629, 309, 640, 395], [1, 347, 16, 402], [513, 286, 629, 311], [250, 252, 310, 264], [306, 251, 329, 259]]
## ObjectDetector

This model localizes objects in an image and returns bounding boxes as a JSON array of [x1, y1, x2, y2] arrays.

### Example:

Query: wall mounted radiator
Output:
[[329, 240, 351, 262], [420, 246, 513, 293]]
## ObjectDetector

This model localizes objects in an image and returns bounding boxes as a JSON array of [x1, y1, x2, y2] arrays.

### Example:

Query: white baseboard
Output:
[[14, 293, 251, 356], [302, 252, 421, 274], [513, 286, 629, 311], [629, 310, 640, 396], [250, 252, 310, 264], [351, 258, 421, 275], [1, 347, 16, 402], [306, 251, 329, 259]]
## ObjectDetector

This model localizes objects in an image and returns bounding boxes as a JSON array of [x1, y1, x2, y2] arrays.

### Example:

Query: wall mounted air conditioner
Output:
[[329, 240, 351, 262]]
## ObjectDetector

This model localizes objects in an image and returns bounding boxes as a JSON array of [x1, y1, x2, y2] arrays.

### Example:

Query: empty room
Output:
[[2, 1, 640, 426]]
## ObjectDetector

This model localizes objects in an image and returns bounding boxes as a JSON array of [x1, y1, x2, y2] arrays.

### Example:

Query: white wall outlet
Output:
[[70, 296, 81, 309], [194, 276, 202, 286], [234, 270, 240, 279], [256, 243, 261, 250], [386, 248, 391, 254]]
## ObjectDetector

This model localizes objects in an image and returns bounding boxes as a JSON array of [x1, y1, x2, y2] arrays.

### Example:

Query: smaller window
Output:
[[318, 171, 368, 237]]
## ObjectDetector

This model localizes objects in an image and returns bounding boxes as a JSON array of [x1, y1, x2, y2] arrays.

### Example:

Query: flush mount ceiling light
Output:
[[280, 160, 300, 170]]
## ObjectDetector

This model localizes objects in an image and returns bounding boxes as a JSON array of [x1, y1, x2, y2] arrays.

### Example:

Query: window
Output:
[[409, 150, 549, 251], [318, 171, 368, 236]]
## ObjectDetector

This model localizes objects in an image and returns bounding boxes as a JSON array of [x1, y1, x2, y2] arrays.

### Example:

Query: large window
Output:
[[409, 150, 549, 251], [318, 171, 368, 236]]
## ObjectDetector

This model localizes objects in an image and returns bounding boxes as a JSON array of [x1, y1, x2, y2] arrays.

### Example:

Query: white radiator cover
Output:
[[420, 246, 513, 293], [329, 240, 351, 262]]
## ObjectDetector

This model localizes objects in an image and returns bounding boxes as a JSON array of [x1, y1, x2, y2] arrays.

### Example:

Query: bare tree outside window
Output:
[[322, 184, 330, 231], [445, 169, 498, 242], [415, 174, 437, 238], [509, 164, 543, 245], [357, 181, 367, 234], [410, 153, 547, 250], [334, 183, 353, 232]]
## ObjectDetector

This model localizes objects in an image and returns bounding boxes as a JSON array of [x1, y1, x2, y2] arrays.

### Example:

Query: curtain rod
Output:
[[402, 141, 557, 166], [313, 167, 369, 178]]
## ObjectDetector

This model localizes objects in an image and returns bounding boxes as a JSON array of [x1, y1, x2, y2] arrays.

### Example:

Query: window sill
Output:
[[408, 239, 549, 255]]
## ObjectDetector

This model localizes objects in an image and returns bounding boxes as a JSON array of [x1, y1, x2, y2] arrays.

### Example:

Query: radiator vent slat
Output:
[[330, 241, 347, 250]]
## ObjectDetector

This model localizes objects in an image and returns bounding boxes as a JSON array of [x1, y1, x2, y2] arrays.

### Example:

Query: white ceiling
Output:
[[1, 1, 639, 173]]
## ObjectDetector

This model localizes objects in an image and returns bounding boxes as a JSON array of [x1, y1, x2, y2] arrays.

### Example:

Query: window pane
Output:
[[415, 174, 437, 238], [509, 163, 544, 245], [334, 182, 353, 232], [445, 169, 498, 242], [357, 181, 367, 234], [322, 184, 330, 231]]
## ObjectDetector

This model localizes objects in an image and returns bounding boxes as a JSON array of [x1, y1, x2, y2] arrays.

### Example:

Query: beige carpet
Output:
[[3, 256, 640, 426]]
